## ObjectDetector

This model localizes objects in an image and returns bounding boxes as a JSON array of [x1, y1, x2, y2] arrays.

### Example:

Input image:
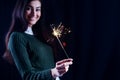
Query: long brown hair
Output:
[[2, 0, 46, 64]]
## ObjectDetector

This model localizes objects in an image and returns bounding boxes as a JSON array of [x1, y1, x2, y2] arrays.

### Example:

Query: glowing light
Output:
[[50, 22, 71, 58]]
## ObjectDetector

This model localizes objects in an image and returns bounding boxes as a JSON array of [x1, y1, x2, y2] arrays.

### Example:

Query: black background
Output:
[[0, 0, 120, 80]]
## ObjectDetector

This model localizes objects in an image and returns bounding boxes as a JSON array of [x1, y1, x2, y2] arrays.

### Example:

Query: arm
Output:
[[8, 32, 54, 80]]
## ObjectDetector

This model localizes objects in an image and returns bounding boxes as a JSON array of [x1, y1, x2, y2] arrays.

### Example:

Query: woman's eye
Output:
[[26, 6, 31, 11], [36, 8, 41, 11]]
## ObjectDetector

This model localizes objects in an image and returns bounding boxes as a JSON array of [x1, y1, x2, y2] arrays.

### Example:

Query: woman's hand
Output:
[[51, 58, 73, 78]]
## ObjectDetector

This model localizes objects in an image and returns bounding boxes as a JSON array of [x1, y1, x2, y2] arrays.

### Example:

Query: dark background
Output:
[[0, 0, 120, 80]]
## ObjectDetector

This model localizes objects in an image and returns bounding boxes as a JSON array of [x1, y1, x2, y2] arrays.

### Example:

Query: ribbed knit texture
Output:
[[8, 32, 55, 80]]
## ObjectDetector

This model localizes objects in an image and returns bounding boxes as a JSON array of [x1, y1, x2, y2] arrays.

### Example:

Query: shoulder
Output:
[[8, 32, 28, 49], [9, 32, 27, 42], [10, 32, 24, 37], [10, 32, 27, 39]]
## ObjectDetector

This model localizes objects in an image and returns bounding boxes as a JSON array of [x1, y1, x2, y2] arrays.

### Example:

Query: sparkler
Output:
[[51, 22, 71, 58]]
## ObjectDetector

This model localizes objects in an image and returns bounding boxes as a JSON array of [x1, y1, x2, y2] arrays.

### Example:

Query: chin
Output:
[[29, 22, 37, 25]]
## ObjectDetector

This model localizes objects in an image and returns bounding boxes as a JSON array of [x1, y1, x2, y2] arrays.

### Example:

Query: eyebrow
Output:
[[27, 5, 41, 8], [36, 7, 41, 8]]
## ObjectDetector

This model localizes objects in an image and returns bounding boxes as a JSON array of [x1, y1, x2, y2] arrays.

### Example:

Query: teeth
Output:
[[30, 19, 36, 21]]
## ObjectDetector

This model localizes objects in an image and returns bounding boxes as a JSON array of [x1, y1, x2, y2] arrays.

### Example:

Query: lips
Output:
[[26, 16, 40, 26], [29, 18, 36, 21]]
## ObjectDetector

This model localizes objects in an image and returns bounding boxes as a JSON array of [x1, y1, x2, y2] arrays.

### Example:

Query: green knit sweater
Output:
[[8, 32, 55, 80]]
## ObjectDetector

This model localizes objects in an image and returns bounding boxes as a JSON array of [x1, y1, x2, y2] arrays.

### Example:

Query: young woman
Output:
[[3, 0, 73, 80]]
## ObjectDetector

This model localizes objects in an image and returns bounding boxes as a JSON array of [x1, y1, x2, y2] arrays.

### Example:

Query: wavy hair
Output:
[[3, 0, 46, 64]]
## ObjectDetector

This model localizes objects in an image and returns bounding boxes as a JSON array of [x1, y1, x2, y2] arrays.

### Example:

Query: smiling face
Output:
[[24, 0, 41, 27]]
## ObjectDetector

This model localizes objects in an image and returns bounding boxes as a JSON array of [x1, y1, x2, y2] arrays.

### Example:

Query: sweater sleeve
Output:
[[8, 32, 54, 80]]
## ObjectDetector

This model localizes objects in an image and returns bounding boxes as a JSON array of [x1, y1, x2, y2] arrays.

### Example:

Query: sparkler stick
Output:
[[56, 35, 69, 58], [51, 22, 71, 58]]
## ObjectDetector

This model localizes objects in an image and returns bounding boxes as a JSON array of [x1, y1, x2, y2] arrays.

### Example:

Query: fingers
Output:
[[56, 58, 73, 65], [51, 58, 73, 78], [55, 58, 73, 76], [64, 61, 73, 66], [57, 64, 69, 76], [65, 66, 69, 72], [57, 69, 66, 76], [56, 62, 71, 70], [51, 65, 70, 78], [56, 63, 68, 70], [56, 58, 73, 71]]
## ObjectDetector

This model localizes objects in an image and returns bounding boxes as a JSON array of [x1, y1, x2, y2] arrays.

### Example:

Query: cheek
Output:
[[25, 11, 31, 19], [37, 12, 41, 19]]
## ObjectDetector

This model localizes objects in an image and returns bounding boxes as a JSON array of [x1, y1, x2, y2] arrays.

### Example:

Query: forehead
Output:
[[27, 0, 41, 7]]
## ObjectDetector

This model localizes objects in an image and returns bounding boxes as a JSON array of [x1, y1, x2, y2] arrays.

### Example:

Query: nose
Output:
[[31, 9, 36, 17]]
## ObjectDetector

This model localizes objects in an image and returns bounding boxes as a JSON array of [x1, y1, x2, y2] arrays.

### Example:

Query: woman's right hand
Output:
[[51, 58, 73, 78]]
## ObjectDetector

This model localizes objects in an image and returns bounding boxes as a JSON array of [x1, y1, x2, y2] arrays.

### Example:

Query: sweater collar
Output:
[[24, 27, 34, 35]]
